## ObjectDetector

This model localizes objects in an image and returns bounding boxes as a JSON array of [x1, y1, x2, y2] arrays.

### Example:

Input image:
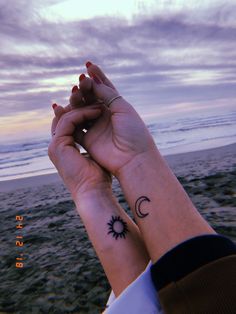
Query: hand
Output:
[[77, 62, 157, 177], [48, 105, 111, 201], [48, 102, 150, 298]]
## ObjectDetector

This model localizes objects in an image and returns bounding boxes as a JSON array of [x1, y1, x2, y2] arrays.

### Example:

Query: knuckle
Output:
[[60, 114, 70, 125], [47, 142, 55, 160], [48, 139, 62, 160], [51, 137, 68, 153]]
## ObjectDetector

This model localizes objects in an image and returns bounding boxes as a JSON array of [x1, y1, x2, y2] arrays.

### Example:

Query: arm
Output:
[[74, 189, 149, 296], [116, 147, 215, 262], [77, 62, 235, 313], [78, 63, 215, 263], [48, 105, 149, 297]]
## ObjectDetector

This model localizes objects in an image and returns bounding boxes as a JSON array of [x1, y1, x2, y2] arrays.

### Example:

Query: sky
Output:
[[0, 0, 236, 143]]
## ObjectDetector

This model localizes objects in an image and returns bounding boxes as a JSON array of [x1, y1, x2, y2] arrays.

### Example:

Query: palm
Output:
[[55, 144, 111, 196], [83, 104, 155, 174], [49, 107, 112, 198], [75, 64, 157, 174]]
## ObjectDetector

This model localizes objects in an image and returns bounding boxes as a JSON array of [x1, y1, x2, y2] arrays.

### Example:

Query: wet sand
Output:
[[0, 143, 235, 313]]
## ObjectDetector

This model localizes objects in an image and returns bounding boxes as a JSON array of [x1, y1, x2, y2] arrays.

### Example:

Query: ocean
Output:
[[0, 110, 236, 181]]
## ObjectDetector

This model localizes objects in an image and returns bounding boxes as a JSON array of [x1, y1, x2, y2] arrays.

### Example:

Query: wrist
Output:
[[73, 186, 114, 213], [116, 147, 163, 183]]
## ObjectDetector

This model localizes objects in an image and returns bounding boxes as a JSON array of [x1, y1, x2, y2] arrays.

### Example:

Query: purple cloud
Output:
[[0, 0, 236, 118]]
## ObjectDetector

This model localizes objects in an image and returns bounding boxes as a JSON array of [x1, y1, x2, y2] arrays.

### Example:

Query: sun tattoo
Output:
[[107, 216, 129, 240]]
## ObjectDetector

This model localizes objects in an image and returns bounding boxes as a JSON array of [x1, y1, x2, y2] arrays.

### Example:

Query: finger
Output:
[[55, 106, 102, 138], [73, 127, 86, 146], [78, 73, 118, 107], [85, 61, 118, 91], [69, 85, 85, 108], [51, 104, 66, 136], [83, 105, 111, 150], [64, 104, 72, 113], [93, 78, 136, 115], [53, 103, 66, 119], [90, 76, 132, 113], [85, 62, 133, 114], [51, 116, 58, 137], [79, 73, 97, 105]]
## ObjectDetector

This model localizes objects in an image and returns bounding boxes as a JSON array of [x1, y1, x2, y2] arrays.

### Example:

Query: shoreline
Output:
[[0, 172, 62, 193], [0, 142, 235, 193]]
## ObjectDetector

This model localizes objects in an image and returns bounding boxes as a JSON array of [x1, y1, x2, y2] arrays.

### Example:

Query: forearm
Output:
[[74, 189, 149, 296], [117, 148, 215, 263]]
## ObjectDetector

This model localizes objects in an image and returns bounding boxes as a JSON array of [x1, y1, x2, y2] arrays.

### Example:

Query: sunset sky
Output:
[[0, 0, 236, 143]]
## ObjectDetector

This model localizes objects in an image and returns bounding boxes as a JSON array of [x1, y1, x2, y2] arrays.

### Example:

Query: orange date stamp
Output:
[[16, 215, 25, 268]]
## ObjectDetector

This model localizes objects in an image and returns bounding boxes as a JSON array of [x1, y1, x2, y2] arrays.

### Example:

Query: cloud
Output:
[[0, 0, 236, 124]]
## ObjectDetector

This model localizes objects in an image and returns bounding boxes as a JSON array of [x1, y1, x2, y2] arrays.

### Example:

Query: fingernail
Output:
[[92, 74, 101, 84], [79, 73, 86, 82], [86, 61, 92, 68], [72, 85, 79, 93], [52, 103, 57, 109]]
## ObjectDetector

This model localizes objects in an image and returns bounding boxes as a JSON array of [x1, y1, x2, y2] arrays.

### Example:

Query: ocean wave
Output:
[[201, 133, 236, 142], [0, 139, 50, 154], [0, 150, 48, 166], [148, 111, 236, 134], [166, 139, 185, 144], [0, 167, 54, 179], [0, 162, 30, 170], [156, 120, 236, 134]]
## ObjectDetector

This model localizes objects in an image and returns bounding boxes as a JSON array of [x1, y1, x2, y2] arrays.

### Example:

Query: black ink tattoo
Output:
[[107, 216, 129, 240], [135, 196, 150, 218]]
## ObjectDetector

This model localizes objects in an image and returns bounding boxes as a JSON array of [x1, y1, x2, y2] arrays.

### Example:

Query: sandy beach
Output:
[[0, 143, 235, 313]]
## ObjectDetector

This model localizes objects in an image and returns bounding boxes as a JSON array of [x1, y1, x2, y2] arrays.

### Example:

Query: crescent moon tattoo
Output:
[[135, 196, 150, 218]]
